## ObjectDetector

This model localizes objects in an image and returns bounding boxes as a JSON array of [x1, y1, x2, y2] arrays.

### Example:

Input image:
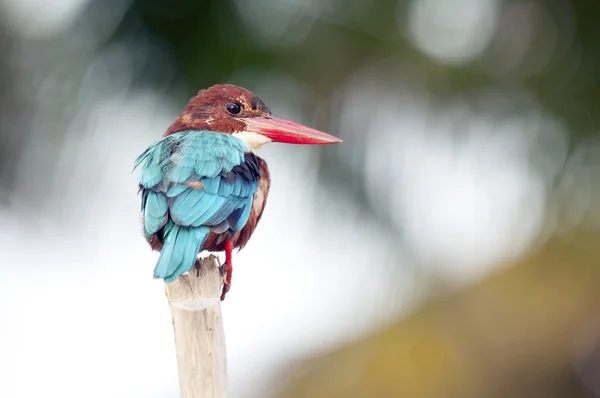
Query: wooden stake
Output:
[[165, 255, 227, 398]]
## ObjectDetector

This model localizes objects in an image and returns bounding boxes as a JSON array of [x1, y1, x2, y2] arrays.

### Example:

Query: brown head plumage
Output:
[[165, 84, 271, 136], [165, 83, 342, 146]]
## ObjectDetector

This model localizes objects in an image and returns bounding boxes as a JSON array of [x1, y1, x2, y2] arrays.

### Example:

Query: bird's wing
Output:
[[135, 130, 260, 240]]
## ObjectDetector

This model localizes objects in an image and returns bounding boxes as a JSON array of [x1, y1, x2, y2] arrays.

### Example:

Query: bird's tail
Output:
[[153, 221, 210, 282]]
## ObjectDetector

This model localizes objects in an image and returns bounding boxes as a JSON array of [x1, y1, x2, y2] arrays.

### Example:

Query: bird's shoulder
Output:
[[135, 130, 259, 189]]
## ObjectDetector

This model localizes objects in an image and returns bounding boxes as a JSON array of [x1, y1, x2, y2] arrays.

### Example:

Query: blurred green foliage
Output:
[[110, 0, 600, 241], [1, 0, 599, 396], [276, 229, 600, 398], [123, 0, 600, 137]]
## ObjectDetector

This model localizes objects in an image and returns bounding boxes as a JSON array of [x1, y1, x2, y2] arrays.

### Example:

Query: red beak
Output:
[[243, 116, 342, 145]]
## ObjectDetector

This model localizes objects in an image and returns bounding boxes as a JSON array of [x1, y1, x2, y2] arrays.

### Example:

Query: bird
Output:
[[134, 84, 342, 300]]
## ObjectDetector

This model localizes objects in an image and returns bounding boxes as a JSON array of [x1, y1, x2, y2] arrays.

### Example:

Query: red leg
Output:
[[220, 238, 233, 301]]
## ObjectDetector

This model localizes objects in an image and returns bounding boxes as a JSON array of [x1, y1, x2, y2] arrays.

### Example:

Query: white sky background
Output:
[[0, 89, 395, 398], [0, 31, 398, 397], [0, 0, 593, 397]]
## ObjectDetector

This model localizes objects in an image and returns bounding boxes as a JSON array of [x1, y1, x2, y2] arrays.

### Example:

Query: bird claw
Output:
[[219, 261, 232, 301], [195, 256, 231, 300]]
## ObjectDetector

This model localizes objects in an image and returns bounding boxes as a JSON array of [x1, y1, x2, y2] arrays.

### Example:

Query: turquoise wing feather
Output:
[[134, 130, 260, 282]]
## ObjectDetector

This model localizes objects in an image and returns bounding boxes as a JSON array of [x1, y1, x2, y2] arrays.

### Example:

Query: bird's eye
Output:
[[226, 102, 242, 115]]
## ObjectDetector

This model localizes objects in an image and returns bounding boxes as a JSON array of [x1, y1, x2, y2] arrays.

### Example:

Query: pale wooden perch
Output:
[[165, 255, 228, 398]]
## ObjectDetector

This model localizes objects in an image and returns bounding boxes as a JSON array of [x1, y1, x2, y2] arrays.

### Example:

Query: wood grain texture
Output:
[[165, 255, 227, 398]]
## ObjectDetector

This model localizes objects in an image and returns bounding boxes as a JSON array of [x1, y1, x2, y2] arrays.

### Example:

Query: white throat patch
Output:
[[232, 131, 272, 153]]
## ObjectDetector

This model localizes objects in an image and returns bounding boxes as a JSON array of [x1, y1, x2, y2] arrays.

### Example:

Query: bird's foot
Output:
[[219, 260, 232, 301], [195, 256, 231, 300], [219, 239, 234, 301]]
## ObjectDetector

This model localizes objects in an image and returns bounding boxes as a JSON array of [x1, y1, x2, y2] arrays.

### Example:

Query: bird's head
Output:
[[166, 84, 342, 151]]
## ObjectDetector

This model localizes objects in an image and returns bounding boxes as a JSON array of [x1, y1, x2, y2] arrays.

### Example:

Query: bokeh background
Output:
[[1, 0, 599, 397]]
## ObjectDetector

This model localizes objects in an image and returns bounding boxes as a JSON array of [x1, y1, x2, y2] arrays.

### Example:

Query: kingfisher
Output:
[[134, 84, 341, 300]]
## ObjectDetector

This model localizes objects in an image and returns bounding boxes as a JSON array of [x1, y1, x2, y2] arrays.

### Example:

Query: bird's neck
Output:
[[165, 118, 272, 154], [232, 131, 272, 153], [165, 113, 271, 154], [164, 115, 210, 137]]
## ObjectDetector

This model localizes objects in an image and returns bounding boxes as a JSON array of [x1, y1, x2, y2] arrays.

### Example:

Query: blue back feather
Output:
[[134, 131, 259, 282]]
